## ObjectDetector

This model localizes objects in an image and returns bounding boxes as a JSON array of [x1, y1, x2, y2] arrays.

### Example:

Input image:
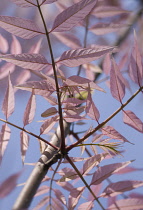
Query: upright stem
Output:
[[37, 1, 65, 152]]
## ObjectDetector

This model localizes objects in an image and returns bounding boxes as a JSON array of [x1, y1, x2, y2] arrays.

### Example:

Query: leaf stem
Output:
[[66, 154, 106, 210], [37, 0, 65, 153], [66, 86, 143, 152], [0, 118, 58, 150]]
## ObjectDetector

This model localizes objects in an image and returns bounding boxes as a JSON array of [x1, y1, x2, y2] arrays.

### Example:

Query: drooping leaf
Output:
[[11, 0, 57, 7], [51, 0, 97, 32], [85, 91, 100, 121], [102, 126, 130, 143], [20, 131, 30, 163], [53, 32, 81, 48], [10, 35, 22, 54], [93, 6, 130, 18], [123, 110, 143, 133], [0, 53, 50, 71], [33, 196, 49, 210], [2, 74, 15, 119], [23, 89, 36, 126], [100, 180, 143, 197], [107, 198, 143, 210], [35, 185, 49, 197], [56, 182, 75, 192], [90, 22, 128, 35], [68, 187, 85, 209], [40, 115, 58, 134], [129, 32, 143, 85], [110, 58, 125, 102], [29, 38, 42, 54], [0, 63, 15, 80], [41, 107, 58, 118], [78, 201, 94, 210], [0, 124, 11, 163], [0, 16, 44, 39], [58, 46, 114, 67], [53, 189, 66, 205], [0, 34, 9, 53], [0, 171, 21, 198], [15, 70, 31, 86], [58, 167, 79, 182], [82, 153, 107, 175], [90, 161, 133, 185]]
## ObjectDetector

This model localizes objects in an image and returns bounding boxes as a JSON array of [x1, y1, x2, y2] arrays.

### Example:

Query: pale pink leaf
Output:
[[93, 6, 130, 18], [129, 32, 143, 84], [103, 53, 111, 75], [0, 16, 44, 39], [64, 114, 85, 123], [115, 166, 143, 175], [41, 107, 58, 118], [107, 198, 143, 210], [0, 171, 21, 198], [33, 196, 49, 210], [62, 98, 84, 106], [110, 58, 125, 101], [0, 124, 11, 163], [29, 38, 42, 54], [15, 70, 31, 86], [11, 35, 22, 54], [51, 197, 64, 210], [40, 115, 58, 134], [0, 53, 50, 71], [68, 187, 85, 209], [53, 189, 66, 205], [82, 153, 107, 175], [123, 110, 143, 133], [58, 168, 78, 182], [0, 63, 15, 80], [35, 185, 49, 197], [90, 161, 132, 185], [64, 105, 84, 116], [56, 182, 74, 192], [11, 0, 57, 7], [53, 32, 81, 48], [2, 74, 15, 119], [101, 180, 143, 197], [23, 89, 36, 126], [88, 184, 102, 201], [0, 34, 9, 53], [78, 201, 94, 210], [20, 131, 29, 163], [90, 23, 128, 35], [51, 0, 98, 32], [102, 126, 130, 143], [86, 91, 100, 121], [58, 46, 114, 67]]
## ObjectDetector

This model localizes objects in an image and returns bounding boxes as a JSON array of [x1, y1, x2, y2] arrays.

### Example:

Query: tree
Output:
[[0, 0, 143, 209]]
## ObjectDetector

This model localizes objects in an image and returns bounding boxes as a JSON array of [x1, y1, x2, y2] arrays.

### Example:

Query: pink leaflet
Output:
[[0, 34, 9, 53], [41, 107, 58, 118], [58, 46, 114, 67], [51, 0, 97, 32], [35, 185, 49, 197], [2, 74, 15, 119], [0, 53, 50, 71], [0, 63, 15, 80], [0, 124, 11, 163], [64, 114, 85, 123], [0, 16, 43, 39], [40, 115, 58, 135], [102, 126, 130, 143], [90, 22, 128, 36], [29, 38, 42, 54], [107, 198, 143, 210], [33, 196, 49, 210], [53, 32, 81, 49], [0, 171, 21, 198], [78, 201, 94, 210], [11, 0, 57, 7], [86, 91, 100, 121], [62, 98, 85, 106], [110, 58, 125, 102], [129, 33, 143, 85], [56, 182, 75, 192], [100, 180, 143, 198], [81, 153, 107, 175], [20, 131, 29, 163], [68, 187, 85, 209], [10, 35, 22, 54], [58, 167, 79, 182], [53, 189, 66, 205], [93, 6, 130, 18], [123, 110, 143, 133], [90, 161, 132, 186], [15, 70, 31, 86], [115, 166, 143, 175], [23, 89, 36, 126]]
